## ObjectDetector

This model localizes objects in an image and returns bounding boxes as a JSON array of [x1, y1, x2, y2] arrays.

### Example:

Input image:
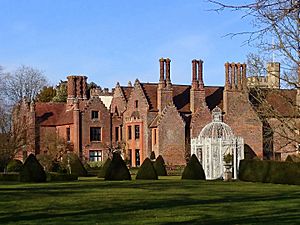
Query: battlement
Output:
[[247, 62, 280, 89]]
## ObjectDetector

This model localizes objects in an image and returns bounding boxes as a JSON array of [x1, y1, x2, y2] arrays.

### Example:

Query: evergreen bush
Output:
[[6, 159, 23, 172], [20, 154, 47, 182], [181, 154, 206, 180], [61, 153, 88, 177], [47, 172, 78, 182], [239, 159, 300, 185], [0, 172, 20, 181], [150, 151, 156, 161], [153, 155, 167, 176], [136, 158, 158, 180], [285, 155, 300, 162], [97, 158, 112, 178], [105, 153, 131, 181]]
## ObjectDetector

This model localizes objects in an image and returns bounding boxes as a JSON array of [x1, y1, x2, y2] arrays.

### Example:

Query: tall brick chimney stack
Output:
[[190, 59, 206, 114], [223, 62, 247, 113], [157, 58, 173, 113], [165, 58, 172, 88], [159, 58, 165, 88], [198, 60, 204, 90], [67, 75, 88, 108]]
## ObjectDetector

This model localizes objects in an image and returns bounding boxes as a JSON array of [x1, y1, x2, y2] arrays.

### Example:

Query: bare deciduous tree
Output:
[[1, 65, 48, 104], [209, 0, 300, 158]]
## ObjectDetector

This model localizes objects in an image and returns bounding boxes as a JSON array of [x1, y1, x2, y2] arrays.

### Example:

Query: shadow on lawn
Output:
[[0, 179, 300, 224], [0, 189, 299, 224]]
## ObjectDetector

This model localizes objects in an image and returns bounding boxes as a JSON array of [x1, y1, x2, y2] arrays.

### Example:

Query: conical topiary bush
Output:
[[153, 155, 167, 176], [20, 154, 47, 182], [97, 158, 112, 178], [61, 153, 88, 176], [6, 159, 23, 172], [136, 158, 158, 180], [150, 151, 156, 161], [105, 152, 131, 180], [181, 154, 206, 180]]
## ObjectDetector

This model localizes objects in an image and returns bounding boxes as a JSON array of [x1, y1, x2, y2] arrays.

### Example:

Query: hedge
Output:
[[182, 154, 206, 180], [136, 158, 158, 180], [61, 153, 88, 177], [153, 155, 167, 176], [97, 158, 111, 178], [0, 172, 20, 182], [20, 154, 47, 182], [105, 153, 131, 181], [239, 159, 300, 185], [47, 172, 78, 182], [6, 159, 23, 172]]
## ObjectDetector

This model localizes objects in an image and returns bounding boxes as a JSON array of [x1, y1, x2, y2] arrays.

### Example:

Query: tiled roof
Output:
[[140, 83, 224, 113], [250, 88, 297, 117], [35, 103, 73, 126], [121, 87, 133, 102]]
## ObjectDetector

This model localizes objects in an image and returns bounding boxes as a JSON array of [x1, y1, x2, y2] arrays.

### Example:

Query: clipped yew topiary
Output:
[[105, 152, 131, 181], [182, 154, 206, 180], [150, 151, 156, 161], [153, 155, 167, 176], [61, 153, 88, 177], [136, 158, 158, 180], [97, 158, 112, 178], [285, 155, 300, 163], [6, 159, 23, 172], [20, 154, 47, 182]]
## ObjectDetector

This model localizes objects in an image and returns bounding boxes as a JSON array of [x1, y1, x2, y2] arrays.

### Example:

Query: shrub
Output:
[[6, 159, 23, 172], [105, 153, 131, 181], [285, 155, 300, 163], [150, 151, 156, 161], [20, 154, 47, 182], [61, 153, 88, 177], [97, 158, 111, 178], [239, 159, 300, 185], [0, 172, 20, 182], [136, 158, 158, 180], [182, 154, 206, 180], [47, 172, 78, 182], [153, 155, 167, 176]]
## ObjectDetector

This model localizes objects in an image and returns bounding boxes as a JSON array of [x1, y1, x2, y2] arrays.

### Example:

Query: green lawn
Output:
[[0, 177, 299, 225]]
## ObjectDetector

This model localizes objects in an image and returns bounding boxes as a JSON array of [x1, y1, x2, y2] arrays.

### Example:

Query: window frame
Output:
[[90, 127, 101, 142], [135, 125, 140, 140], [91, 111, 99, 120], [128, 125, 132, 140], [89, 150, 102, 162]]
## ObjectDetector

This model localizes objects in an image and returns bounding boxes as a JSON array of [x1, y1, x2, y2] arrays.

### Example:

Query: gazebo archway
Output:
[[191, 107, 244, 180]]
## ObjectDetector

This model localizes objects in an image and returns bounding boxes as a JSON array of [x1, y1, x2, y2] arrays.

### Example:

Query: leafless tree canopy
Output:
[[210, 0, 300, 85], [1, 65, 48, 104]]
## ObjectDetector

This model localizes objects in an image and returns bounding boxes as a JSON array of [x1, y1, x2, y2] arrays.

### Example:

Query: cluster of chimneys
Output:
[[224, 62, 247, 91], [67, 76, 88, 99], [67, 58, 253, 101], [159, 58, 172, 88]]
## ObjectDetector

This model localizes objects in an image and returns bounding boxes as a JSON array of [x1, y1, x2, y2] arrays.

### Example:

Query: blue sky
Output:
[[0, 0, 254, 89]]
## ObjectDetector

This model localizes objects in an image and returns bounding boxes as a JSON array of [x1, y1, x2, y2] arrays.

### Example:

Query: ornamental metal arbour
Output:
[[191, 107, 244, 180]]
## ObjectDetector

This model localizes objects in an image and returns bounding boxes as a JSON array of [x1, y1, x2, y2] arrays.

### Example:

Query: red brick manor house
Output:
[[16, 58, 299, 166]]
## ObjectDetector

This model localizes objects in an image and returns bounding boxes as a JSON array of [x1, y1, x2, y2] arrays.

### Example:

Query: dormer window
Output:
[[92, 111, 99, 119], [135, 100, 138, 108]]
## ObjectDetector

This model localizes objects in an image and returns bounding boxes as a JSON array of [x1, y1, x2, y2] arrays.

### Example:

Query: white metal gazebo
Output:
[[191, 107, 244, 180]]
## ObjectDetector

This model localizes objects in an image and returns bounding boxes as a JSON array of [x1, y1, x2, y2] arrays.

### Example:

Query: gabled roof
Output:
[[35, 103, 73, 126], [121, 87, 133, 102]]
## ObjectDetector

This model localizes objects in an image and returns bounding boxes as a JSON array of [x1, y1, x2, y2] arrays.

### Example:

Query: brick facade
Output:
[[17, 58, 299, 164]]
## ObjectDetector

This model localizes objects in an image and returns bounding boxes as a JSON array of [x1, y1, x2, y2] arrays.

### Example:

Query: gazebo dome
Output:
[[199, 107, 233, 139]]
